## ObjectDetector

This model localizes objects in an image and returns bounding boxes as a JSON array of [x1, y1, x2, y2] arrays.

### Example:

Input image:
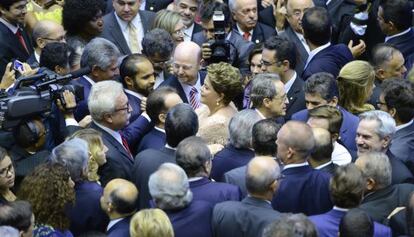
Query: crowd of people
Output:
[[0, 0, 414, 236]]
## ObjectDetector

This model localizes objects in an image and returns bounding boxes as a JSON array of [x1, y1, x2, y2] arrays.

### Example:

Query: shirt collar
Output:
[[107, 217, 125, 231], [178, 73, 201, 96], [124, 89, 144, 100], [83, 75, 96, 85], [283, 161, 309, 170], [293, 31, 310, 53], [34, 51, 41, 63], [0, 18, 18, 34], [396, 120, 413, 131], [154, 126, 165, 133], [188, 177, 204, 182], [236, 23, 253, 40], [304, 42, 331, 69], [333, 206, 349, 212], [183, 23, 195, 41], [314, 161, 333, 170], [165, 144, 177, 150], [94, 121, 123, 145], [284, 71, 297, 93], [114, 11, 142, 31], [255, 108, 266, 119], [385, 28, 411, 42]]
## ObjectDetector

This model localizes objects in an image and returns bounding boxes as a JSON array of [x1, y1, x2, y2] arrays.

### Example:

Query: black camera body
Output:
[[207, 10, 232, 64]]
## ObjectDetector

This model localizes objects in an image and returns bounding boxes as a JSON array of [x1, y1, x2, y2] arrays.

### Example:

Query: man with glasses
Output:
[[262, 36, 305, 120], [0, 0, 34, 77]]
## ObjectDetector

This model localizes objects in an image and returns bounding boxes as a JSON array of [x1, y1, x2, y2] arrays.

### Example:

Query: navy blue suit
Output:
[[387, 150, 414, 185], [159, 72, 206, 104], [310, 209, 392, 237], [107, 216, 132, 237], [291, 106, 359, 153], [389, 122, 414, 174], [210, 144, 255, 182], [285, 76, 306, 120], [386, 28, 414, 71], [125, 90, 142, 123], [67, 181, 109, 236], [302, 44, 353, 80], [136, 127, 165, 154], [189, 177, 241, 205], [73, 76, 93, 121], [233, 22, 277, 44], [165, 200, 213, 237], [272, 165, 333, 215]]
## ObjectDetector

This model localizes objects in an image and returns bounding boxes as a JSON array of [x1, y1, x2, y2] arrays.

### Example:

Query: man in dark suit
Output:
[[149, 163, 213, 237], [105, 0, 172, 13], [101, 0, 155, 55], [0, 0, 34, 77], [301, 7, 353, 80], [378, 79, 414, 174], [136, 87, 183, 153], [261, 36, 305, 120], [229, 0, 277, 44], [173, 0, 202, 41], [176, 136, 241, 204], [213, 157, 281, 237], [101, 178, 138, 237], [74, 38, 121, 122], [309, 128, 338, 175], [159, 41, 206, 109], [272, 121, 333, 215], [310, 163, 392, 236], [132, 103, 198, 209]]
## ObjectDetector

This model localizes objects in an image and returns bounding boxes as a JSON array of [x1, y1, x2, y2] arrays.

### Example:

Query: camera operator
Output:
[[192, 1, 254, 74]]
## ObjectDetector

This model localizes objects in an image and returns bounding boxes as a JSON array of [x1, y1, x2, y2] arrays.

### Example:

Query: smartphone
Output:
[[13, 60, 24, 72]]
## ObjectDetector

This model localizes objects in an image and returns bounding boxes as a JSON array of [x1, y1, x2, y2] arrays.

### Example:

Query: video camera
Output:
[[0, 67, 89, 130], [207, 10, 232, 64]]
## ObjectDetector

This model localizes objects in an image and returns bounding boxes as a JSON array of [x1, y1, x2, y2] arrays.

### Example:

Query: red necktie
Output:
[[16, 29, 29, 54], [120, 132, 133, 159], [243, 32, 251, 41]]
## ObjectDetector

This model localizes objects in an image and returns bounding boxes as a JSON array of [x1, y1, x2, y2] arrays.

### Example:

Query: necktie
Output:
[[128, 23, 140, 53], [119, 132, 133, 159], [243, 31, 251, 41], [16, 29, 29, 54], [189, 87, 200, 109]]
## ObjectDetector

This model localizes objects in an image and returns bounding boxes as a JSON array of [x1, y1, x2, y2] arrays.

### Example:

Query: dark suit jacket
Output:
[[73, 76, 93, 122], [144, 0, 172, 11], [386, 28, 414, 71], [136, 127, 165, 154], [360, 183, 414, 225], [26, 53, 39, 68], [224, 165, 248, 197], [285, 75, 306, 120], [387, 150, 414, 185], [291, 106, 359, 153], [272, 165, 333, 215], [302, 44, 353, 80], [210, 144, 255, 182], [107, 216, 132, 237], [165, 200, 213, 237], [125, 90, 142, 123], [310, 209, 392, 237], [68, 181, 109, 236], [212, 196, 281, 237], [233, 22, 276, 44], [189, 177, 241, 205], [91, 122, 134, 186], [101, 11, 156, 55], [318, 162, 339, 176], [159, 71, 206, 104], [0, 22, 33, 77], [279, 26, 309, 75], [132, 147, 176, 209], [390, 122, 414, 174]]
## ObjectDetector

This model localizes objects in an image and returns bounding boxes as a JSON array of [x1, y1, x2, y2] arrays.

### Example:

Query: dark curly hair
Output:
[[18, 163, 75, 230], [62, 0, 106, 36], [206, 62, 243, 105]]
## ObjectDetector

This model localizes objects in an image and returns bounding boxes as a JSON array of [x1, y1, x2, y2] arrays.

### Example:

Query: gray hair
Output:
[[32, 21, 56, 44], [80, 37, 120, 69], [228, 0, 236, 12], [0, 226, 19, 237], [357, 152, 392, 189], [371, 43, 401, 69], [49, 138, 89, 182], [250, 73, 281, 108], [88, 81, 124, 121], [229, 109, 262, 149], [148, 163, 193, 210], [176, 136, 212, 178], [246, 157, 281, 195], [359, 110, 396, 139]]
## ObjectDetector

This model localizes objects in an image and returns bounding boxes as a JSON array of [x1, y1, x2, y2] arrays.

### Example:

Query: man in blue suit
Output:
[[176, 136, 241, 204], [310, 164, 391, 237], [301, 7, 353, 80], [272, 121, 333, 215], [101, 178, 138, 237], [149, 163, 213, 237]]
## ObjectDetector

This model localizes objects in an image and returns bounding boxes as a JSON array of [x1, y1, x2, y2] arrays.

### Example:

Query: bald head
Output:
[[102, 178, 138, 216], [312, 127, 331, 147], [174, 41, 201, 63], [33, 20, 66, 50], [246, 156, 281, 196], [173, 41, 202, 85], [310, 127, 333, 163]]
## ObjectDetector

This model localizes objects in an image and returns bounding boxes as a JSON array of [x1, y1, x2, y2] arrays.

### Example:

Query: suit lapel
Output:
[[286, 76, 302, 110], [109, 13, 131, 55], [0, 23, 30, 58]]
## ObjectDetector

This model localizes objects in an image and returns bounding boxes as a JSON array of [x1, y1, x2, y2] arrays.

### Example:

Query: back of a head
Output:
[[246, 156, 280, 196], [252, 119, 281, 156], [304, 72, 339, 102], [146, 87, 179, 124], [380, 0, 412, 32], [165, 103, 198, 147], [339, 209, 374, 237], [330, 163, 365, 208], [280, 121, 316, 160], [40, 42, 70, 72], [176, 136, 211, 178], [382, 79, 414, 124], [12, 118, 45, 149], [308, 105, 343, 135], [370, 43, 400, 69], [130, 208, 174, 237], [105, 178, 138, 215], [229, 109, 262, 149], [356, 152, 392, 190], [302, 7, 331, 46], [80, 37, 120, 69], [0, 201, 33, 234], [142, 28, 175, 59], [310, 127, 333, 162], [262, 213, 318, 237]]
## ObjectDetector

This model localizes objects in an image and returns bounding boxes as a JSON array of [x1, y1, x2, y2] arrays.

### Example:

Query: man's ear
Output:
[[376, 68, 386, 80], [124, 76, 134, 88], [91, 65, 101, 78], [366, 178, 376, 191], [382, 135, 392, 149], [158, 113, 166, 124], [388, 107, 397, 118]]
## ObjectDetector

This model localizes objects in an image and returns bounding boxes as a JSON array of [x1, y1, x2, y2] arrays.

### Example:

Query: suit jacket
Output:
[[390, 122, 414, 174], [159, 71, 206, 104], [0, 22, 33, 77], [68, 181, 109, 236], [285, 75, 306, 120], [210, 144, 255, 182], [125, 90, 142, 123], [107, 216, 132, 237], [386, 28, 414, 71], [310, 209, 392, 237], [387, 150, 414, 185], [73, 76, 93, 122], [279, 26, 309, 75], [302, 44, 353, 80], [233, 22, 276, 44], [136, 127, 165, 154], [189, 177, 241, 205], [26, 53, 39, 68], [91, 122, 134, 186], [165, 200, 213, 237], [212, 196, 281, 237], [318, 162, 339, 176], [360, 183, 414, 225], [224, 165, 248, 197], [291, 106, 359, 153], [101, 11, 156, 55], [272, 165, 333, 215], [132, 147, 176, 209]]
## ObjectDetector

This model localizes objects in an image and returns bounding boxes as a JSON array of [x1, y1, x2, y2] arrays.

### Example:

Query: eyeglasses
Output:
[[0, 164, 14, 177], [42, 36, 66, 42], [114, 102, 131, 113], [173, 29, 185, 36]]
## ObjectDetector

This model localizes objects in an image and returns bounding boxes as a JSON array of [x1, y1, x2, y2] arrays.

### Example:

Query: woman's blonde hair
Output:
[[130, 208, 174, 237], [338, 60, 375, 114], [68, 128, 103, 182], [152, 9, 182, 36]]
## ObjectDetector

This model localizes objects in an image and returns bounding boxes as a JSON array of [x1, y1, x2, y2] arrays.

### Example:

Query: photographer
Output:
[[192, 1, 254, 74]]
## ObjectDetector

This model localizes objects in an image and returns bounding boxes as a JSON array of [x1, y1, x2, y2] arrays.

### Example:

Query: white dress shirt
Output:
[[114, 12, 144, 53], [179, 74, 202, 103]]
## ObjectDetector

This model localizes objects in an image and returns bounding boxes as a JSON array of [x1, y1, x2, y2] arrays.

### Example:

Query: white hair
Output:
[[88, 80, 124, 121], [359, 110, 396, 138]]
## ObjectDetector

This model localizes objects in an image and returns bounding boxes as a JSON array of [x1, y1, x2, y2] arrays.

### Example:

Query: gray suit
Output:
[[224, 166, 247, 197], [279, 26, 309, 75], [212, 196, 281, 237], [101, 11, 156, 55]]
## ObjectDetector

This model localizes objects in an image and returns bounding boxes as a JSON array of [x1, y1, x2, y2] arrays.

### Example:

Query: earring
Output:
[[216, 101, 220, 106]]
